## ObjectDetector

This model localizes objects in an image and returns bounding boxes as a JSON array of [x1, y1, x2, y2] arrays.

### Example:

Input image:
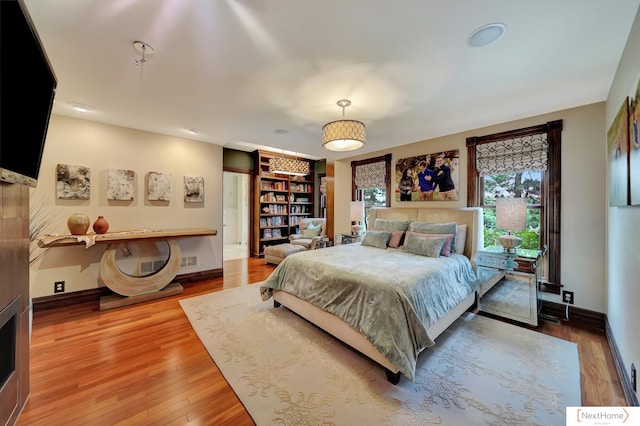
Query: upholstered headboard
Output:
[[368, 207, 483, 264]]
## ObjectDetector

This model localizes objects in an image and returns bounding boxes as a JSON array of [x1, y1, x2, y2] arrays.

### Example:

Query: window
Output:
[[481, 171, 543, 251], [467, 120, 562, 290], [351, 154, 391, 227]]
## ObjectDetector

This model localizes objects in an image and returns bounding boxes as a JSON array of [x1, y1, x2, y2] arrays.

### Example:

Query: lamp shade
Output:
[[496, 198, 526, 231], [350, 200, 364, 222], [269, 157, 310, 176], [322, 119, 366, 152]]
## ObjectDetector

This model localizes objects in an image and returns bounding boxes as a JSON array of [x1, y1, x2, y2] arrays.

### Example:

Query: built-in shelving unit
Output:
[[253, 150, 315, 257]]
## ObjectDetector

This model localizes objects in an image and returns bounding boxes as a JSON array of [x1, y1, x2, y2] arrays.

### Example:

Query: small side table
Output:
[[477, 248, 540, 326], [336, 234, 362, 245], [313, 237, 332, 249]]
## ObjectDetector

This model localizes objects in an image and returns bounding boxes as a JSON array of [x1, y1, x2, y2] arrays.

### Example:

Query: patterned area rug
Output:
[[180, 283, 580, 425]]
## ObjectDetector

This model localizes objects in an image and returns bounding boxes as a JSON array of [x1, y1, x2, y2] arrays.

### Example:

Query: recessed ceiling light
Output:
[[185, 128, 199, 135], [467, 23, 506, 48], [69, 102, 93, 112]]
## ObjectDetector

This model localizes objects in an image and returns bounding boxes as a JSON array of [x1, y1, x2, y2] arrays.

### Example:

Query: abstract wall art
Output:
[[107, 168, 135, 200], [148, 172, 171, 201], [56, 164, 90, 199], [184, 175, 204, 203]]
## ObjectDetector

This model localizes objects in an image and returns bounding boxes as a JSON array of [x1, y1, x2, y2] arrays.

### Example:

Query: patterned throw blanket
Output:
[[260, 243, 477, 381]]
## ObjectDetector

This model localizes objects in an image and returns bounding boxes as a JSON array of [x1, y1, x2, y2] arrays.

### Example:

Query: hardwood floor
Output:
[[18, 257, 626, 425]]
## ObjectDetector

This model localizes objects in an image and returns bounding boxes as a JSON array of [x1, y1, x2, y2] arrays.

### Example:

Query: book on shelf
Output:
[[263, 204, 287, 214], [259, 192, 275, 202], [291, 183, 312, 192], [290, 206, 309, 214], [260, 180, 288, 191]]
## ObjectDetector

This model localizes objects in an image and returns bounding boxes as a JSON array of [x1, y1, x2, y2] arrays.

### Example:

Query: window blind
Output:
[[476, 133, 548, 176], [354, 160, 387, 189]]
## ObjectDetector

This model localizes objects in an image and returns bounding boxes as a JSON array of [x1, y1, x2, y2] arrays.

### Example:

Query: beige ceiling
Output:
[[23, 0, 640, 161]]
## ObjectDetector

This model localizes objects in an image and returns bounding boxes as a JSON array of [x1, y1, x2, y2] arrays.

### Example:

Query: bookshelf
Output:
[[253, 150, 315, 257]]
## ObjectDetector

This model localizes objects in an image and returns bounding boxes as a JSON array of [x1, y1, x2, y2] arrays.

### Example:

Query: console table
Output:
[[38, 228, 217, 310]]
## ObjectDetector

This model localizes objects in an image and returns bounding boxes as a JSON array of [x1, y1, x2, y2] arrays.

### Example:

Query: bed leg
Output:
[[385, 369, 401, 385], [273, 300, 281, 308]]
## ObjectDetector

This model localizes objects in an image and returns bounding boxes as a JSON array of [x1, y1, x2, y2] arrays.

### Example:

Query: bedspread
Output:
[[260, 243, 478, 381]]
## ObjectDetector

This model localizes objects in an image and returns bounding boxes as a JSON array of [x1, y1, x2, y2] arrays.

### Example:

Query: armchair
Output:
[[289, 218, 327, 250]]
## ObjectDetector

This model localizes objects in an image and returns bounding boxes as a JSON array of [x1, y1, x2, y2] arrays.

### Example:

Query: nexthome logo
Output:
[[566, 407, 638, 425]]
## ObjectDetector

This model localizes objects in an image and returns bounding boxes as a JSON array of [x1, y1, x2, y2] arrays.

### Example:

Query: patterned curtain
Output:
[[476, 133, 548, 176], [354, 160, 386, 189]]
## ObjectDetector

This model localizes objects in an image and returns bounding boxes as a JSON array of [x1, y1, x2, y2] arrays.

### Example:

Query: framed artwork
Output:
[[318, 173, 327, 218], [395, 149, 460, 201], [56, 164, 90, 199], [107, 168, 135, 200], [148, 172, 171, 201], [607, 97, 629, 207], [629, 74, 640, 205], [184, 176, 204, 202]]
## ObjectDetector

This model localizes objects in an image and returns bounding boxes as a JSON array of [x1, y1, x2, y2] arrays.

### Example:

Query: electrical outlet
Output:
[[562, 290, 574, 305], [54, 281, 65, 293], [632, 363, 637, 392]]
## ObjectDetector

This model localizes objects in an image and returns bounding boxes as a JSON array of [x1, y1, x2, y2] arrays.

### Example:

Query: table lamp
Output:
[[496, 198, 526, 253], [350, 200, 365, 236]]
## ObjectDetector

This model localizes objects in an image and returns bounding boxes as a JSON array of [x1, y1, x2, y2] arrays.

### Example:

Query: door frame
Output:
[[223, 167, 253, 257]]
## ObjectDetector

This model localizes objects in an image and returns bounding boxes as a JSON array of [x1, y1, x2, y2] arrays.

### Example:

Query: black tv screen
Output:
[[0, 0, 57, 187]]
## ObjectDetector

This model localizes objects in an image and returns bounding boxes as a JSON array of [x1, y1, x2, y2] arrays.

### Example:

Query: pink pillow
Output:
[[403, 231, 454, 256], [387, 231, 405, 248]]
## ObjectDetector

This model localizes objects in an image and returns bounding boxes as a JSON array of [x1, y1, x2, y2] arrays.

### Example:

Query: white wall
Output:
[[606, 6, 640, 399], [29, 115, 223, 298], [335, 102, 607, 311]]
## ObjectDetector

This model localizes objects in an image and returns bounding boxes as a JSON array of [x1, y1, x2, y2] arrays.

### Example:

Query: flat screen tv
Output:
[[0, 0, 57, 187]]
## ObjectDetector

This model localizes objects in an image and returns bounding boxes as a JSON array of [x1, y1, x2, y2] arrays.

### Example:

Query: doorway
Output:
[[223, 171, 250, 261]]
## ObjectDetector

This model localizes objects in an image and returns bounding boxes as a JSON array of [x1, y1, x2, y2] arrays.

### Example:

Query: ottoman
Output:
[[264, 243, 306, 265]]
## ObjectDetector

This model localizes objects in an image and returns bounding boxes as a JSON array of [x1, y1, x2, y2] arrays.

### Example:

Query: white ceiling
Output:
[[23, 0, 640, 161]]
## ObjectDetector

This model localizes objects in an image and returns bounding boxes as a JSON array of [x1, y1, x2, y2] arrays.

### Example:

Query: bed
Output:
[[260, 207, 483, 384]]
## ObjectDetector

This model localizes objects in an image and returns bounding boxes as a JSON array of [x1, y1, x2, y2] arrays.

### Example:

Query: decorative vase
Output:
[[92, 216, 109, 234], [67, 213, 90, 235]]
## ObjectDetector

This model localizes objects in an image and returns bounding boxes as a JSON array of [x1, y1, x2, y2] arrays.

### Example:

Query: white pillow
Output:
[[303, 222, 322, 238], [455, 224, 467, 254]]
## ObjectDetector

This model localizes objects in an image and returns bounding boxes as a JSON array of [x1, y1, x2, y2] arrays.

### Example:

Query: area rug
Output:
[[180, 283, 581, 425]]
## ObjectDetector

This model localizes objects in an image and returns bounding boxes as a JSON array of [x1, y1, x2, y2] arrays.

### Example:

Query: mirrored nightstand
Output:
[[477, 247, 540, 326], [336, 234, 362, 245]]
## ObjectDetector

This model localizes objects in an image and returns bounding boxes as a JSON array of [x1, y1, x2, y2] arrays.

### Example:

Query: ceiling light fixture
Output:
[[467, 23, 506, 48], [133, 40, 154, 67], [269, 156, 310, 177], [322, 99, 366, 152], [69, 102, 93, 112], [185, 128, 199, 135]]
